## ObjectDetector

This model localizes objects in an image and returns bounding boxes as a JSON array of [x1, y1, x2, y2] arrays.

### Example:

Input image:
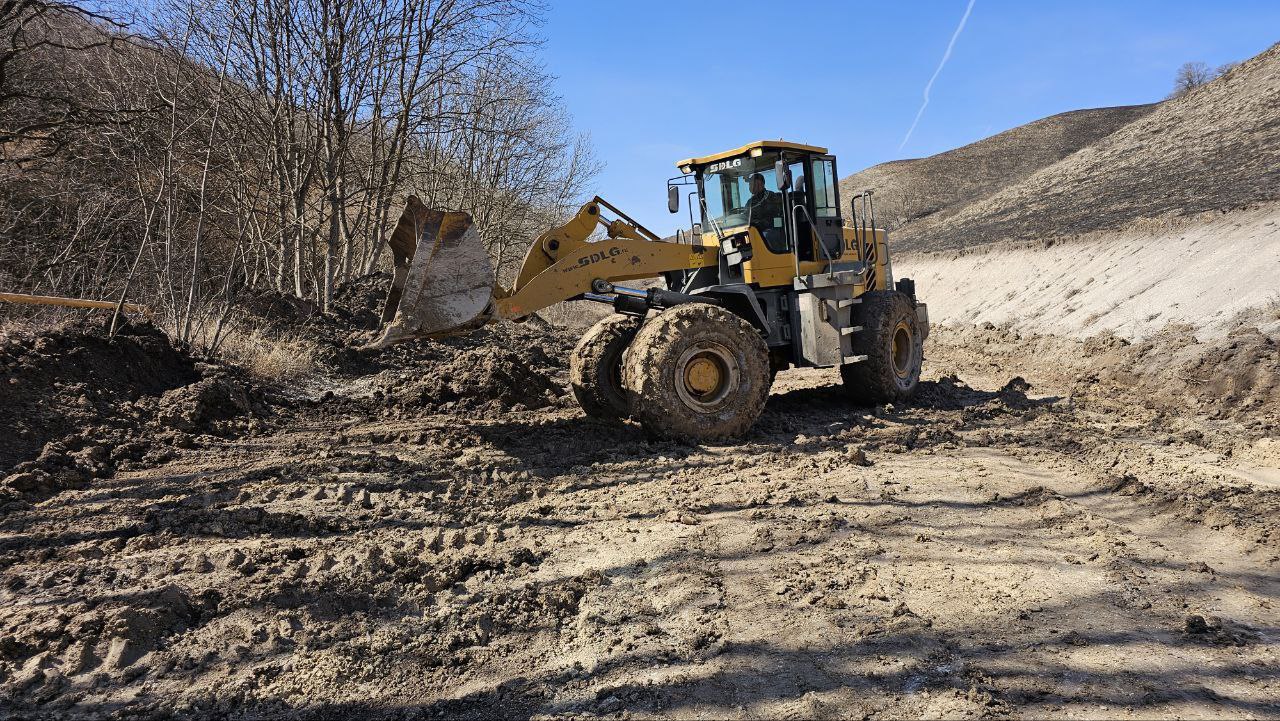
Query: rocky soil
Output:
[[1, 298, 1275, 719]]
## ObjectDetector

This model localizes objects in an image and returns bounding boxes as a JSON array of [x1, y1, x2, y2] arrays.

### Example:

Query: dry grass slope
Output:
[[840, 104, 1156, 236], [846, 41, 1280, 253]]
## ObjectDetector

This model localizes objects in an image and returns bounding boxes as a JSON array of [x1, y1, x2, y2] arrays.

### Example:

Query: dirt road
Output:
[[1, 325, 1277, 719]]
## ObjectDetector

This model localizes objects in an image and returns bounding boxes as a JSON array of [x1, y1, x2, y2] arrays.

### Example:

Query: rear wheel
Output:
[[622, 304, 771, 441], [841, 291, 923, 405], [570, 314, 642, 420]]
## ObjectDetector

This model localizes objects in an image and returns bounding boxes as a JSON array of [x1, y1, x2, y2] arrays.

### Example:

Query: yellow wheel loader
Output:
[[375, 140, 928, 441]]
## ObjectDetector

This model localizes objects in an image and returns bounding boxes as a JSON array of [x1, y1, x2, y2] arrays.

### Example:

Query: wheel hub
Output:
[[675, 343, 738, 410], [892, 322, 914, 379], [685, 357, 722, 394]]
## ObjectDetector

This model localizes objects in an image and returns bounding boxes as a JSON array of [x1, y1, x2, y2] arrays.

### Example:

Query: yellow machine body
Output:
[[375, 139, 902, 346]]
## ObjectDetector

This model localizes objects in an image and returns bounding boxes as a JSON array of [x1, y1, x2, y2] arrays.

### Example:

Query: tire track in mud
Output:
[[895, 446, 1279, 718]]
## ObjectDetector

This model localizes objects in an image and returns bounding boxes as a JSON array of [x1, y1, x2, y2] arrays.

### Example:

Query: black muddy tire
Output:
[[622, 304, 771, 442], [570, 314, 642, 420], [841, 290, 923, 405]]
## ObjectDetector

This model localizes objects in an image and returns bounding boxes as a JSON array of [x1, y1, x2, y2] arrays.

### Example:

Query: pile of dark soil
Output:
[[232, 273, 410, 373], [0, 319, 266, 504], [330, 271, 389, 331], [391, 345, 564, 415], [237, 272, 389, 335], [0, 319, 197, 471], [352, 323, 575, 417], [232, 288, 357, 357], [265, 272, 580, 413], [235, 291, 319, 332]]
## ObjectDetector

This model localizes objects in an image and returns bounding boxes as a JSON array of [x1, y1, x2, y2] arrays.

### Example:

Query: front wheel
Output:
[[622, 304, 771, 442], [570, 314, 642, 420], [840, 291, 923, 405]]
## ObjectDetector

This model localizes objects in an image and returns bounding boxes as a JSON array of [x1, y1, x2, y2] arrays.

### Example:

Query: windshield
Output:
[[699, 152, 782, 232]]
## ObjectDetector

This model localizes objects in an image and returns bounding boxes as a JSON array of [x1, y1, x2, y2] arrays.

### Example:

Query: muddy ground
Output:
[[0, 308, 1277, 719]]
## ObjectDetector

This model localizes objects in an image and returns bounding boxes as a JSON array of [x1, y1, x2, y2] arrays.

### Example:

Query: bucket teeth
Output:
[[371, 197, 495, 347]]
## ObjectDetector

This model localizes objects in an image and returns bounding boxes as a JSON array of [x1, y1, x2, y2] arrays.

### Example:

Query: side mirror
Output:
[[775, 159, 790, 190], [667, 185, 679, 213]]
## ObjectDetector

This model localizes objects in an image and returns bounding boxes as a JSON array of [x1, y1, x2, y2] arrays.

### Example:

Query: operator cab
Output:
[[669, 140, 847, 277]]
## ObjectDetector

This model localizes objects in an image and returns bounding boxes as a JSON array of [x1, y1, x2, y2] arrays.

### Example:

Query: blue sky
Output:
[[540, 1, 1280, 235]]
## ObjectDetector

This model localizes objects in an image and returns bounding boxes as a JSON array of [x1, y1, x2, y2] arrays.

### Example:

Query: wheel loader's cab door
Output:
[[810, 156, 843, 261], [784, 155, 843, 263]]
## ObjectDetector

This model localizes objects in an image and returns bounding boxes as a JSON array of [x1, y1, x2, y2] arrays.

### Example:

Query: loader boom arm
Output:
[[495, 196, 717, 320]]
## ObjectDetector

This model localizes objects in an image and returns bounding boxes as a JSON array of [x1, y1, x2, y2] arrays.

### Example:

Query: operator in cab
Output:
[[745, 172, 785, 251]]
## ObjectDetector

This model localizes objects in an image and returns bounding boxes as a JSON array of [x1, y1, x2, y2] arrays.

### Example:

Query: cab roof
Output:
[[676, 140, 828, 171]]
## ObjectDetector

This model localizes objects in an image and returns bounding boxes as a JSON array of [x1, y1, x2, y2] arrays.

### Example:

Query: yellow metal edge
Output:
[[676, 140, 829, 169]]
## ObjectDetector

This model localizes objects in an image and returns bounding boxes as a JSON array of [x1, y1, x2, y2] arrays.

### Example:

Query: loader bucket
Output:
[[372, 196, 495, 347]]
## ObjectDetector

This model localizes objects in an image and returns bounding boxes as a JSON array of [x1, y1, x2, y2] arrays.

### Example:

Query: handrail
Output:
[[790, 203, 838, 282]]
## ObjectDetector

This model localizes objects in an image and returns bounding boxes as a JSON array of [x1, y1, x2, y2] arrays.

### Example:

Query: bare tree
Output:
[[0, 1, 139, 162], [1169, 61, 1212, 99], [0, 0, 600, 346]]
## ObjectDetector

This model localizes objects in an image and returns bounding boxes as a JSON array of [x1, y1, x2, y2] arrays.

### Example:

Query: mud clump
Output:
[[911, 373, 1038, 415], [996, 376, 1035, 408], [156, 374, 254, 432], [1183, 614, 1260, 646], [393, 345, 564, 414], [911, 374, 983, 410]]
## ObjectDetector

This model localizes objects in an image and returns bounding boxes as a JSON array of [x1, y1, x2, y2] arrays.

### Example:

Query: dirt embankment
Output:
[[897, 202, 1280, 341]]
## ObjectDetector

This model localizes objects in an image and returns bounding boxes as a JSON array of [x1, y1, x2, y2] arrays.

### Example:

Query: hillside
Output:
[[839, 103, 1156, 234], [849, 41, 1280, 253]]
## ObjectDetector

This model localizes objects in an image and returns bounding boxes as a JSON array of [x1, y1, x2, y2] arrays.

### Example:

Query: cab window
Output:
[[698, 153, 781, 231], [811, 159, 838, 218]]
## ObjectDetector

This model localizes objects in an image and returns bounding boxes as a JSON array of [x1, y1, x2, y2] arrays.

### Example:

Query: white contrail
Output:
[[898, 0, 977, 152]]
